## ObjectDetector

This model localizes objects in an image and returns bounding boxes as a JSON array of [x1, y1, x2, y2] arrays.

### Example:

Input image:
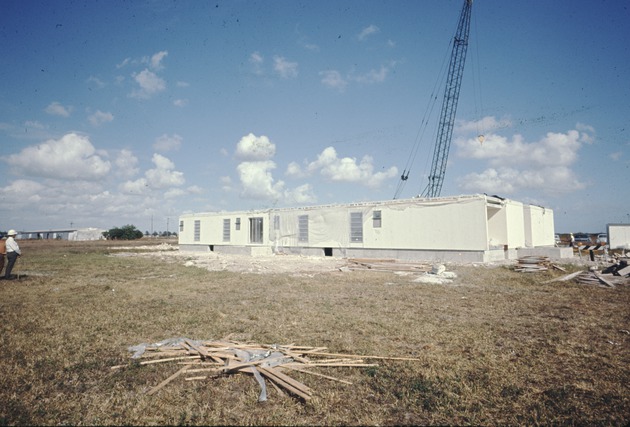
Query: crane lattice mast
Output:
[[421, 0, 473, 198]]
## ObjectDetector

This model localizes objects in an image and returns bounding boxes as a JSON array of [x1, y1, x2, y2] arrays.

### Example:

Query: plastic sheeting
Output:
[[127, 338, 294, 402]]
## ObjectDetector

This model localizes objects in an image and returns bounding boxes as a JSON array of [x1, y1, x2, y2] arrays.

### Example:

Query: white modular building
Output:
[[179, 194, 567, 263]]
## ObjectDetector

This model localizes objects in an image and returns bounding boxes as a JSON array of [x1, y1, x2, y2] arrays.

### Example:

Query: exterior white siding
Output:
[[523, 205, 555, 247], [608, 224, 630, 249]]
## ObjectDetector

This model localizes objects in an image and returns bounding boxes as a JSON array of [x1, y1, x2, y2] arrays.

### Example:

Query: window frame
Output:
[[350, 212, 363, 243]]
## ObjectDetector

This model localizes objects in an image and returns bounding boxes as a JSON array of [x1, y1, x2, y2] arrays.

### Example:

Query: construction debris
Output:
[[575, 271, 616, 288], [602, 260, 630, 276], [112, 338, 420, 402], [514, 256, 565, 272], [545, 266, 629, 287], [345, 258, 432, 273]]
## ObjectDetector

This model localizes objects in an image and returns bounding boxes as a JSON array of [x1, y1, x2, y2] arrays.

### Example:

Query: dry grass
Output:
[[0, 239, 628, 426]]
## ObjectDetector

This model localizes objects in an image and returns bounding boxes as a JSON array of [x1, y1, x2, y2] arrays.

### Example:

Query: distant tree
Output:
[[105, 224, 144, 240]]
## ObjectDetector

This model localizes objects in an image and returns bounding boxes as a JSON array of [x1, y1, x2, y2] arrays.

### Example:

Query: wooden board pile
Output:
[[111, 338, 419, 401], [574, 271, 617, 288], [544, 268, 629, 288], [514, 256, 566, 273], [346, 258, 432, 273]]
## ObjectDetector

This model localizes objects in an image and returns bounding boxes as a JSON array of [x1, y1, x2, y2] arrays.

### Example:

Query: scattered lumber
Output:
[[543, 270, 584, 283], [346, 258, 431, 273], [514, 256, 567, 273], [113, 338, 418, 402], [575, 271, 616, 288], [543, 267, 628, 287]]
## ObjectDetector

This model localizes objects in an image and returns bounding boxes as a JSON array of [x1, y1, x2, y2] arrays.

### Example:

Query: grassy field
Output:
[[0, 239, 628, 426]]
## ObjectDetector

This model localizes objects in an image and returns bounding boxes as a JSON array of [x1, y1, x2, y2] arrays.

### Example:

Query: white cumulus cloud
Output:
[[88, 110, 114, 126], [115, 149, 139, 178], [455, 121, 591, 196], [45, 101, 72, 117], [4, 133, 111, 180], [131, 69, 166, 98], [237, 160, 285, 200], [235, 133, 276, 160], [285, 183, 316, 204], [306, 146, 398, 188], [121, 153, 184, 194], [150, 50, 168, 70]]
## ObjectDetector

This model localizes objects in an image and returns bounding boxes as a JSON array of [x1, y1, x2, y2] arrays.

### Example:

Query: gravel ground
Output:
[[108, 243, 613, 276]]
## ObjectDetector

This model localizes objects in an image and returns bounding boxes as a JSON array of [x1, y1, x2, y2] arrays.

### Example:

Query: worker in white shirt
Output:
[[0, 234, 5, 275], [4, 230, 21, 280]]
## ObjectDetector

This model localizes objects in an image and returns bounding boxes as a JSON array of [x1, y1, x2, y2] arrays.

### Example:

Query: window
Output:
[[194, 220, 200, 242], [235, 217, 241, 231], [273, 215, 280, 230], [179, 220, 184, 232], [223, 219, 230, 242], [350, 212, 363, 243], [373, 210, 382, 228], [298, 215, 309, 243], [250, 217, 263, 243]]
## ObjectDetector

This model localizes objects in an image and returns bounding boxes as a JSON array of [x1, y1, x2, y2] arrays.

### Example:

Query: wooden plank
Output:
[[140, 355, 201, 365], [283, 362, 378, 368], [266, 377, 287, 397], [186, 367, 223, 374], [593, 272, 616, 288], [617, 265, 630, 276], [279, 349, 311, 364], [543, 270, 584, 283], [184, 339, 210, 358], [147, 364, 191, 395], [222, 357, 277, 372], [257, 367, 312, 401], [307, 351, 421, 361]]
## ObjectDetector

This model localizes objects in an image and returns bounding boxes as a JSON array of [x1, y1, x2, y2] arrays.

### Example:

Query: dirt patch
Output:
[[110, 245, 348, 275], [109, 243, 602, 276]]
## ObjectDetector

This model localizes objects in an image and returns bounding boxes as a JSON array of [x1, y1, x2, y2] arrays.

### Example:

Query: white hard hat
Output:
[[7, 229, 17, 236]]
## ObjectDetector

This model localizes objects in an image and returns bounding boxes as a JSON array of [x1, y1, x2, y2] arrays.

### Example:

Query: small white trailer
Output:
[[607, 223, 630, 249]]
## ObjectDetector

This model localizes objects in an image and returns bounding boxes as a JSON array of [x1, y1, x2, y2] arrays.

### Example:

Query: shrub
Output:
[[103, 224, 144, 240]]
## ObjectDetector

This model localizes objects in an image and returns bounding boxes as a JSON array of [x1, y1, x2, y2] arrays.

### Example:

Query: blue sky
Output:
[[1, 0, 628, 234]]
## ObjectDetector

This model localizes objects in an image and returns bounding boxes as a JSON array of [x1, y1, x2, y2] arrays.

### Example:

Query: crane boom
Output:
[[421, 0, 473, 198]]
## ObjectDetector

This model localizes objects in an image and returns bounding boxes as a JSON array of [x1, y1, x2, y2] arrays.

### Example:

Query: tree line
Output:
[[103, 224, 178, 240]]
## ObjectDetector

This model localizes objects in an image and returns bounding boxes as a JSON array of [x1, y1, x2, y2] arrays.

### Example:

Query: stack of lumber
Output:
[[514, 256, 566, 273], [112, 338, 419, 401], [514, 256, 549, 272], [346, 258, 431, 273]]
